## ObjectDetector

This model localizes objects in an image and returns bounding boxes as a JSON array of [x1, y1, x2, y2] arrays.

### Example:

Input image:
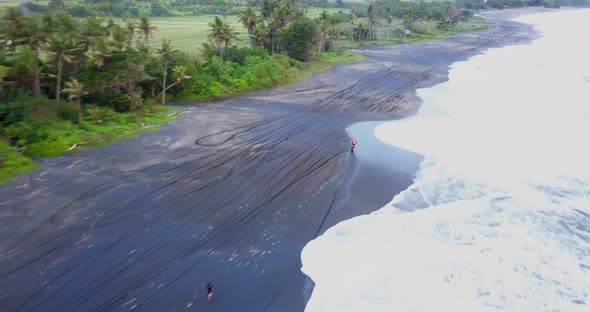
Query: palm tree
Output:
[[403, 8, 414, 33], [0, 64, 10, 96], [260, 0, 275, 21], [348, 10, 355, 41], [207, 16, 238, 59], [317, 11, 331, 52], [88, 37, 112, 68], [1, 7, 25, 50], [364, 4, 378, 42], [327, 26, 341, 52], [12, 46, 38, 93], [41, 13, 56, 31], [19, 16, 47, 96], [81, 16, 108, 52], [268, 0, 302, 53], [110, 25, 127, 51], [55, 12, 75, 33], [137, 16, 157, 45], [250, 26, 268, 48], [240, 7, 258, 34], [46, 33, 80, 102], [221, 23, 239, 51], [84, 16, 109, 38], [135, 40, 151, 54], [156, 39, 176, 105], [126, 21, 136, 48], [62, 78, 88, 126], [386, 16, 393, 39], [157, 65, 191, 101], [355, 22, 364, 43], [240, 7, 259, 47]]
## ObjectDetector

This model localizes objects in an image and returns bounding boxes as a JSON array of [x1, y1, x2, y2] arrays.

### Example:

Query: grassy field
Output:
[[0, 0, 20, 8], [142, 9, 349, 53], [145, 16, 251, 53], [0, 0, 49, 8]]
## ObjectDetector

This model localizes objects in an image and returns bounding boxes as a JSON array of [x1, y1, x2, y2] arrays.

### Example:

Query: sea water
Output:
[[301, 9, 590, 312]]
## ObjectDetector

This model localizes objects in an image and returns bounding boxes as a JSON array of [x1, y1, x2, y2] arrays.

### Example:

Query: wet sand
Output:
[[0, 9, 540, 312]]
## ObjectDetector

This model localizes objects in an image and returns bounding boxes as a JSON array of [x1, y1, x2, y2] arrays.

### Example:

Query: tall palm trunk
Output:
[[76, 98, 82, 126], [56, 59, 63, 102], [271, 30, 275, 54], [161, 59, 168, 105], [32, 48, 41, 96]]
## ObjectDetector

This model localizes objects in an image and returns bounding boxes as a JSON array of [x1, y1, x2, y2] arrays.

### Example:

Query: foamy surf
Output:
[[302, 9, 590, 312]]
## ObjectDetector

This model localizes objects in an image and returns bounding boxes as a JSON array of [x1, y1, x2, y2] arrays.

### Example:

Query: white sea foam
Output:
[[302, 10, 590, 312]]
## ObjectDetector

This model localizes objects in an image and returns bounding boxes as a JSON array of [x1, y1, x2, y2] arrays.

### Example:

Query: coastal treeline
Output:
[[0, 0, 359, 179], [22, 0, 590, 19]]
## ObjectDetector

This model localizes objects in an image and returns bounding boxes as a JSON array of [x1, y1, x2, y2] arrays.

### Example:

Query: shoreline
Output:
[[0, 9, 542, 312], [303, 8, 590, 311], [299, 7, 548, 308]]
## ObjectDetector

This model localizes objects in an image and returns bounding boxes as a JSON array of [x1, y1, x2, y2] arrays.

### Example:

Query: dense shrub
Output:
[[83, 91, 136, 113], [224, 47, 268, 65], [151, 3, 171, 16], [279, 19, 318, 62], [3, 122, 49, 147], [0, 101, 27, 128], [0, 97, 76, 129], [67, 4, 93, 17], [173, 49, 305, 101]]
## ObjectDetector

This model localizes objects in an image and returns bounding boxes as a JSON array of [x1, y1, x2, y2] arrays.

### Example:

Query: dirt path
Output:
[[0, 11, 538, 312]]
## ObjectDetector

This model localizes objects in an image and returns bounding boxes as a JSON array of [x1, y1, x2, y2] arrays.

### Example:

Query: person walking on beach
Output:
[[351, 138, 358, 153], [206, 282, 214, 303]]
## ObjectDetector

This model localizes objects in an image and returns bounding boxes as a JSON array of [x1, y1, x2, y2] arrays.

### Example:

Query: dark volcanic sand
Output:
[[0, 10, 539, 312]]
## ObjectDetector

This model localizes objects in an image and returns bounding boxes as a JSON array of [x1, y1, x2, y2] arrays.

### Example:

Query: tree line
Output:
[[23, 0, 246, 18], [0, 9, 182, 110], [0, 1, 346, 157]]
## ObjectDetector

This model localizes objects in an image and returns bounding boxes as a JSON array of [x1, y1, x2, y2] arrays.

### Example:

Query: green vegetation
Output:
[[0, 141, 38, 185], [2, 98, 180, 157], [0, 95, 180, 182], [321, 51, 364, 64]]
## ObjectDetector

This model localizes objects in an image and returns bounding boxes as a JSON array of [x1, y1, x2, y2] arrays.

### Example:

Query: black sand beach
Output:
[[0, 9, 539, 312]]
